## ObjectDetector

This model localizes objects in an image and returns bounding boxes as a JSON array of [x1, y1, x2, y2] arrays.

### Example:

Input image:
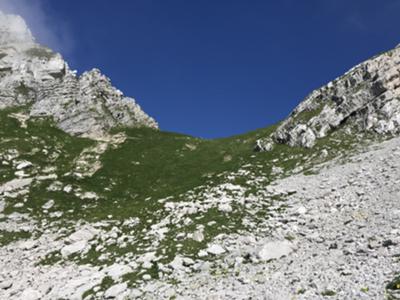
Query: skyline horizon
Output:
[[1, 0, 400, 138]]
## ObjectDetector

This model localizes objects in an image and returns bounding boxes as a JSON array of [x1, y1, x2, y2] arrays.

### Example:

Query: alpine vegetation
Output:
[[0, 12, 399, 300]]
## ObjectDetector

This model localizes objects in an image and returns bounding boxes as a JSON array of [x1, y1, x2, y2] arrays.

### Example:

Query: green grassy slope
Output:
[[0, 106, 384, 288]]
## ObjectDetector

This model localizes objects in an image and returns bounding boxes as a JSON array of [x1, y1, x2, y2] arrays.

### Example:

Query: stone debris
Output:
[[60, 240, 88, 258], [105, 264, 133, 280], [20, 289, 41, 300], [41, 199, 55, 210], [104, 282, 128, 299], [0, 178, 32, 195], [257, 240, 294, 261], [0, 10, 400, 300], [206, 244, 226, 255], [16, 161, 32, 170]]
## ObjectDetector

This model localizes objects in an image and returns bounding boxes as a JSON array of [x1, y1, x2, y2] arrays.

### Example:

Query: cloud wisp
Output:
[[0, 0, 73, 54]]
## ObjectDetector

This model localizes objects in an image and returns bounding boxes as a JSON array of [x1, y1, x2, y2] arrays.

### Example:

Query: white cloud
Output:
[[0, 0, 73, 54]]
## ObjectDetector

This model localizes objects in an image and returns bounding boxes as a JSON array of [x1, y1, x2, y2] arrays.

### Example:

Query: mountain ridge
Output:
[[256, 45, 400, 150], [0, 11, 399, 300], [0, 12, 157, 140]]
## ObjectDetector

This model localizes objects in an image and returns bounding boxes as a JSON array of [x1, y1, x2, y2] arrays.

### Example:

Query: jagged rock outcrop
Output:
[[258, 45, 400, 149], [0, 12, 157, 138]]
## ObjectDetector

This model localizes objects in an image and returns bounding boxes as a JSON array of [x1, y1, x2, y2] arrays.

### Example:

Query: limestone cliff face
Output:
[[0, 12, 158, 139], [257, 45, 400, 150]]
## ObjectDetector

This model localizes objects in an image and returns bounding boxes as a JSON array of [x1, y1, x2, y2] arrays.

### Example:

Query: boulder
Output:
[[104, 282, 128, 299], [206, 244, 226, 255], [42, 199, 55, 210], [105, 264, 133, 280], [61, 240, 88, 257], [16, 161, 32, 170], [258, 241, 294, 261], [20, 289, 41, 300]]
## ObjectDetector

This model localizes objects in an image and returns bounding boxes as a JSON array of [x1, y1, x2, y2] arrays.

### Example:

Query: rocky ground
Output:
[[134, 136, 400, 299], [1, 135, 399, 299], [1, 10, 400, 300]]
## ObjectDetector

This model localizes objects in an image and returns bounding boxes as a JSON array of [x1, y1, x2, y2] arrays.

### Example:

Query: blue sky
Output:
[[3, 0, 400, 138]]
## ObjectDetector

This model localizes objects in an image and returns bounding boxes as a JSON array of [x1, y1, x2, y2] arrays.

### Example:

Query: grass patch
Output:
[[0, 230, 31, 246]]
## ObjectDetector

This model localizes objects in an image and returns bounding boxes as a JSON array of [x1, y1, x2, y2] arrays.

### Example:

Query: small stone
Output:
[[328, 242, 338, 250], [130, 289, 143, 298], [104, 282, 127, 299], [69, 226, 97, 242], [218, 203, 233, 213], [81, 191, 99, 200], [20, 289, 41, 300], [206, 244, 226, 255], [297, 206, 307, 215], [165, 288, 176, 298], [19, 240, 37, 250], [254, 138, 273, 152], [258, 241, 294, 261], [63, 185, 73, 193], [16, 161, 32, 170], [0, 280, 12, 290], [105, 264, 133, 280], [382, 239, 396, 247], [61, 240, 87, 257], [192, 230, 204, 242], [42, 199, 55, 210], [198, 250, 208, 258], [142, 274, 152, 281], [182, 257, 195, 266]]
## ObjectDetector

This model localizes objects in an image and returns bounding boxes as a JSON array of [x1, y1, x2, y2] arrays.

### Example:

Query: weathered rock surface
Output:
[[258, 44, 400, 149], [135, 136, 400, 299], [1, 10, 400, 300], [0, 12, 157, 139], [257, 240, 294, 261]]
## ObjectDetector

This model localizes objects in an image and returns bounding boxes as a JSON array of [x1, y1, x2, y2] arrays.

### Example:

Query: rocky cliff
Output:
[[1, 12, 399, 300], [256, 45, 400, 150], [0, 12, 158, 139]]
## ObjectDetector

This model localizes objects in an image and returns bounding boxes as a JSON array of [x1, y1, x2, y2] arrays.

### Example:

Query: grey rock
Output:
[[191, 229, 205, 242], [104, 282, 127, 299], [20, 289, 41, 300], [143, 274, 152, 281], [42, 199, 55, 210], [206, 244, 226, 255], [257, 241, 294, 261], [254, 138, 274, 152], [105, 264, 133, 280], [218, 203, 233, 213], [259, 45, 400, 148], [16, 161, 32, 170], [0, 13, 158, 140], [19, 240, 37, 250], [0, 280, 12, 290], [0, 177, 32, 194], [60, 240, 87, 257]]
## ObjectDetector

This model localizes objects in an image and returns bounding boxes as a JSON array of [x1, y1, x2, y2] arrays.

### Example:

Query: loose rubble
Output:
[[0, 9, 399, 300], [1, 135, 399, 299]]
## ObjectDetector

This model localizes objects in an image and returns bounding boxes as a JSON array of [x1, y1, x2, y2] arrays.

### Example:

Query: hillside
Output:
[[0, 12, 399, 300]]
